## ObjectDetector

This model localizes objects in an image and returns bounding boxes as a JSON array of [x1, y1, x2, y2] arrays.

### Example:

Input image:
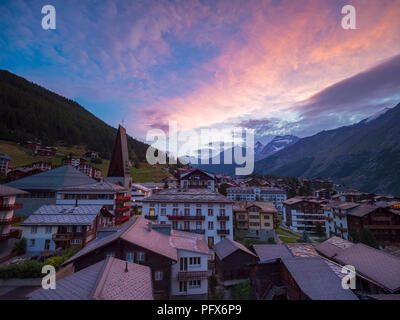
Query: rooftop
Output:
[[0, 184, 29, 197], [5, 165, 96, 191], [142, 188, 233, 203], [233, 201, 277, 213], [58, 181, 128, 193], [28, 257, 153, 300], [214, 238, 257, 260]]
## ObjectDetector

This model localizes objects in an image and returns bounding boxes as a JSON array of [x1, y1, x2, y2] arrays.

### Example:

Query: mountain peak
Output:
[[255, 135, 300, 160]]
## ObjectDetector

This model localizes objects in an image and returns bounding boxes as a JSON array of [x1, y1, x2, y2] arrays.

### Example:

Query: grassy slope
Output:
[[0, 140, 171, 182]]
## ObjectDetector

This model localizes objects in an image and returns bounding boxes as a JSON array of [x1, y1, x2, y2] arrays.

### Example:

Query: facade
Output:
[[283, 197, 327, 234], [226, 187, 286, 213], [0, 185, 27, 253], [313, 188, 331, 199], [141, 188, 233, 247], [234, 201, 277, 241], [56, 181, 131, 223], [63, 217, 210, 300], [179, 169, 216, 191], [25, 142, 57, 157], [62, 157, 101, 179], [214, 238, 258, 284], [21, 205, 112, 256], [0, 153, 11, 175], [324, 202, 400, 246], [131, 183, 152, 208]]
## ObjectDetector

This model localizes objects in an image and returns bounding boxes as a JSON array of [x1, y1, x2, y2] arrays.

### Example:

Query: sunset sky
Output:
[[1, 0, 399, 148]]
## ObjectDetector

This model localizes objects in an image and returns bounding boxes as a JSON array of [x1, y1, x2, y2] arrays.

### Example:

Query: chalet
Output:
[[315, 237, 400, 295], [21, 205, 113, 256], [283, 197, 328, 234], [0, 153, 11, 175], [313, 188, 331, 199], [131, 183, 152, 208], [323, 201, 360, 240], [56, 181, 131, 223], [7, 167, 44, 181], [62, 157, 87, 167], [62, 217, 211, 300], [5, 165, 97, 216], [28, 257, 154, 300], [214, 238, 257, 285], [141, 188, 234, 247], [179, 168, 216, 191], [0, 185, 27, 255], [249, 244, 357, 300], [84, 151, 99, 160], [234, 201, 277, 241], [302, 178, 333, 192]]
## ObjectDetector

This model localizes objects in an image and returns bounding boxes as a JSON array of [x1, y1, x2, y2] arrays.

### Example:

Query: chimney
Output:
[[147, 222, 152, 232], [125, 261, 128, 272]]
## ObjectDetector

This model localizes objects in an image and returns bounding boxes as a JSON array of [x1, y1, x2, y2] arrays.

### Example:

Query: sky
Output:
[[1, 0, 399, 151]]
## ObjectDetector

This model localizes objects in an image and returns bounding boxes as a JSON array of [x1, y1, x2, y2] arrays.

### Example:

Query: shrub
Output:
[[13, 238, 27, 255], [231, 279, 253, 300], [45, 247, 80, 270], [0, 260, 44, 279]]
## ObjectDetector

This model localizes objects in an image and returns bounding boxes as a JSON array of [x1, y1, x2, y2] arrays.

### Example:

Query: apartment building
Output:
[[21, 205, 113, 256], [179, 168, 216, 191], [62, 217, 211, 300], [142, 188, 233, 247], [0, 185, 27, 254], [227, 187, 286, 213], [131, 183, 152, 208], [234, 201, 277, 241], [56, 181, 131, 223], [283, 197, 328, 234]]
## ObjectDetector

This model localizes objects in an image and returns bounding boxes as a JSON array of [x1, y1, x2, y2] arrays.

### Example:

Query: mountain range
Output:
[[254, 135, 300, 161], [255, 103, 400, 196]]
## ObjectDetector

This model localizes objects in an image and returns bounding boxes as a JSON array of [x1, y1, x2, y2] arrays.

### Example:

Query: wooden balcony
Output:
[[0, 229, 20, 241], [217, 215, 229, 221], [52, 233, 74, 241], [0, 216, 21, 226], [145, 215, 158, 221], [0, 203, 23, 211], [115, 206, 130, 213], [178, 271, 208, 280], [217, 229, 230, 235]]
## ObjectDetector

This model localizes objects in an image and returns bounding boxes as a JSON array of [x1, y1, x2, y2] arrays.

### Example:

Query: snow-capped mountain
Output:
[[362, 107, 391, 124], [255, 135, 300, 160], [254, 141, 264, 154]]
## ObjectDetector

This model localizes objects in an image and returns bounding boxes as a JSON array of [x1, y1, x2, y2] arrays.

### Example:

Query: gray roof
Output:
[[5, 165, 96, 191], [334, 243, 400, 293], [142, 188, 233, 203], [21, 205, 102, 226], [28, 257, 153, 300], [58, 181, 128, 192], [281, 257, 358, 300], [252, 244, 293, 263], [0, 184, 29, 196], [314, 236, 355, 259], [347, 204, 379, 217], [214, 238, 257, 260]]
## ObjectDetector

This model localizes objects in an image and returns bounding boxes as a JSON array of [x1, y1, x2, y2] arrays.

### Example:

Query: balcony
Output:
[[217, 215, 229, 221], [0, 216, 21, 226], [178, 271, 208, 280], [183, 229, 205, 234], [0, 229, 20, 241], [167, 215, 183, 220], [145, 215, 158, 221], [217, 229, 230, 235], [116, 196, 131, 201], [115, 206, 130, 213], [0, 203, 23, 211], [52, 233, 74, 241], [182, 215, 205, 221]]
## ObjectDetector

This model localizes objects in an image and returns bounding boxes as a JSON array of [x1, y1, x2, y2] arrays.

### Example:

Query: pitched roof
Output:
[[252, 244, 293, 263], [65, 216, 211, 266], [314, 236, 355, 259], [334, 243, 400, 293], [214, 238, 257, 260], [58, 181, 128, 192], [281, 257, 358, 300], [0, 184, 28, 197], [142, 188, 233, 203], [5, 165, 96, 191], [347, 204, 380, 217], [107, 125, 130, 178], [180, 168, 215, 180], [233, 201, 277, 213], [28, 257, 153, 300], [21, 205, 103, 226]]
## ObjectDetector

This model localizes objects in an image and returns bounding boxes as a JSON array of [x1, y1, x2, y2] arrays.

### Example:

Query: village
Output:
[[0, 125, 399, 300]]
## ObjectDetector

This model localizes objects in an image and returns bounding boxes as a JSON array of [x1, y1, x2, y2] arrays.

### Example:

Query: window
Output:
[[220, 209, 225, 216], [45, 226, 52, 234], [196, 208, 202, 216], [161, 208, 166, 216], [208, 208, 213, 216], [137, 251, 145, 262], [179, 281, 187, 292], [67, 226, 73, 233], [173, 203, 178, 207], [149, 208, 156, 216], [208, 221, 214, 230], [126, 252, 134, 263], [189, 257, 201, 265], [264, 222, 270, 227], [106, 252, 115, 257], [188, 280, 201, 288], [70, 239, 81, 245], [172, 208, 179, 215], [196, 222, 202, 230], [264, 215, 270, 220], [31, 226, 38, 234], [76, 226, 82, 232], [29, 239, 35, 247], [154, 271, 163, 281], [184, 208, 190, 216]]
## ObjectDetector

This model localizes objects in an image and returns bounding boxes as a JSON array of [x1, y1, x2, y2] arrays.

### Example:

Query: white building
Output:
[[142, 188, 233, 247], [179, 169, 216, 192], [323, 201, 360, 240], [227, 186, 286, 213], [0, 153, 11, 176], [131, 183, 152, 208]]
